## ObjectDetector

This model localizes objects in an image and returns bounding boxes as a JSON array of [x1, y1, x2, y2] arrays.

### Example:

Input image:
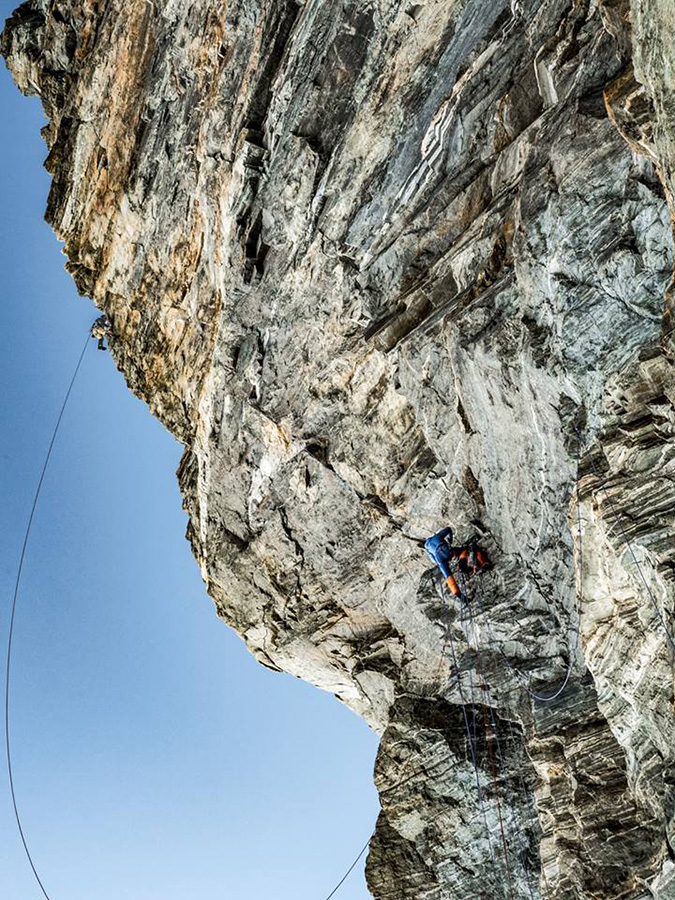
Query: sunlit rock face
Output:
[[3, 0, 675, 896]]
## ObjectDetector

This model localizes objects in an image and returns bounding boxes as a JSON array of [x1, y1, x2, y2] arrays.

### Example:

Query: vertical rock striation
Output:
[[3, 0, 675, 896]]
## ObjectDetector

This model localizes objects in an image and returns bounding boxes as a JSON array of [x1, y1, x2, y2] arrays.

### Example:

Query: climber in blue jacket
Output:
[[425, 526, 488, 598]]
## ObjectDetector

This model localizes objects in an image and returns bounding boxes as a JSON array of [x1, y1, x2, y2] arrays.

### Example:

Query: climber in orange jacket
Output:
[[424, 526, 489, 599]]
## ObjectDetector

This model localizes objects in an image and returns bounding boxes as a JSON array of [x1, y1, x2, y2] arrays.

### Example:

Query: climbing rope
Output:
[[457, 438, 584, 896], [462, 583, 537, 900], [3, 330, 378, 900], [469, 607, 550, 900], [458, 573, 516, 900], [477, 583, 577, 703], [319, 607, 458, 900], [331, 584, 477, 898], [1, 327, 380, 900], [468, 592, 553, 900], [440, 582, 502, 897], [4, 333, 90, 900], [319, 836, 372, 900]]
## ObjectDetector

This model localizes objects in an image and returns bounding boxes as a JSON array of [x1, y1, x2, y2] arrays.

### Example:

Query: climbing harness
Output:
[[5, 333, 90, 900]]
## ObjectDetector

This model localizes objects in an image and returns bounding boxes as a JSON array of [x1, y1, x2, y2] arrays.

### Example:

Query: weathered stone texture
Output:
[[3, 0, 675, 897]]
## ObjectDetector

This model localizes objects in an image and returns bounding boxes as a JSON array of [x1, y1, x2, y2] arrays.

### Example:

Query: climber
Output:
[[91, 314, 112, 351], [424, 526, 489, 599]]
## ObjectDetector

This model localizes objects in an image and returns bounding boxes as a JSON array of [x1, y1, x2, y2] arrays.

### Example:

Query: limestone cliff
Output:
[[3, 1, 675, 897]]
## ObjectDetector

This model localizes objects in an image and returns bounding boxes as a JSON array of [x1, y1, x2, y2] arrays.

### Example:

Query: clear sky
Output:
[[0, 4, 379, 899]]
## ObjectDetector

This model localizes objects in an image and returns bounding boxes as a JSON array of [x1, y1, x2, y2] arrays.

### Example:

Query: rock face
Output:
[[3, 1, 675, 897]]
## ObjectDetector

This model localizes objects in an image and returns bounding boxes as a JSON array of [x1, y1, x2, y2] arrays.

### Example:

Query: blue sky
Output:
[[0, 5, 379, 898]]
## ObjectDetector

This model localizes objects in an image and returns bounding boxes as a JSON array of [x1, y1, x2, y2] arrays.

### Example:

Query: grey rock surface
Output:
[[3, 0, 675, 897]]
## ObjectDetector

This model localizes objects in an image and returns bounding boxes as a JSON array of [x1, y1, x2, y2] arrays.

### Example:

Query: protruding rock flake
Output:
[[3, 0, 675, 897]]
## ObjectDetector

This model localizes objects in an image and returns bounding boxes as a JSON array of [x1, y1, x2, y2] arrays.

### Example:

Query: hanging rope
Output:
[[320, 836, 372, 900], [321, 603, 461, 899], [1, 328, 379, 900], [4, 333, 90, 900], [440, 582, 502, 897], [463, 587, 538, 900], [457, 573, 515, 900], [477, 582, 577, 703], [3, 331, 376, 900]]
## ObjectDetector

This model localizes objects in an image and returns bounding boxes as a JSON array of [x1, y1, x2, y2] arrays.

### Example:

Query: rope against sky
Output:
[[4, 332, 90, 900]]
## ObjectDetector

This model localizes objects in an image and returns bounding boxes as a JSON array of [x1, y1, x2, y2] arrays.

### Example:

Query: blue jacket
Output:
[[424, 527, 454, 579]]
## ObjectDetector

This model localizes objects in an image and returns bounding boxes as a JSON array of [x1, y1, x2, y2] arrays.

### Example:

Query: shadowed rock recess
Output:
[[4, 0, 675, 897]]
